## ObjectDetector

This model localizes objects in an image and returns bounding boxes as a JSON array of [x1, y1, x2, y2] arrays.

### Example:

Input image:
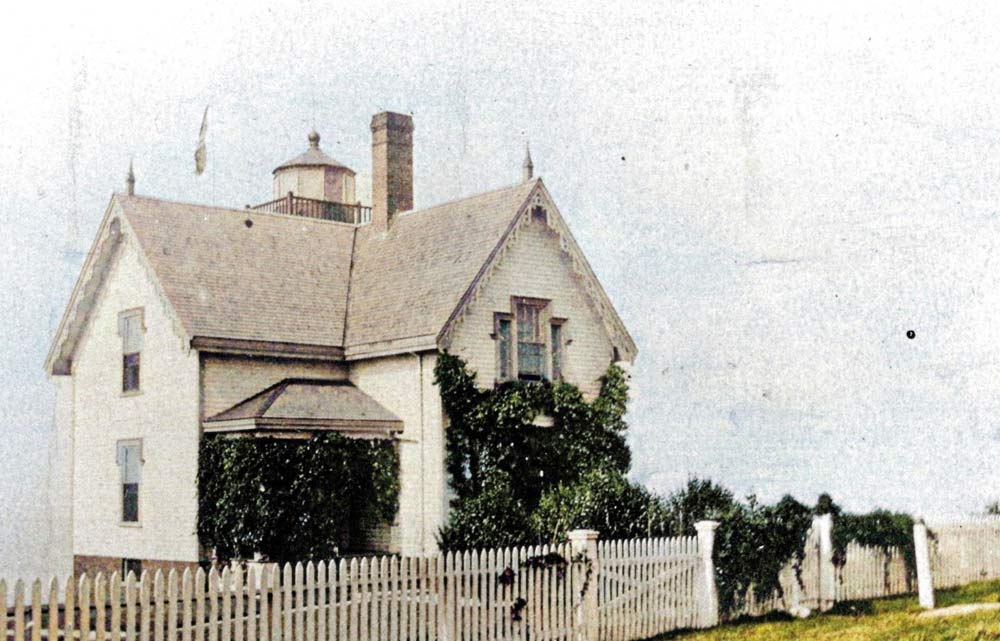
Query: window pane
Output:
[[517, 304, 540, 342], [518, 342, 544, 379], [119, 311, 144, 354], [122, 483, 139, 522], [118, 442, 141, 483], [123, 353, 140, 392]]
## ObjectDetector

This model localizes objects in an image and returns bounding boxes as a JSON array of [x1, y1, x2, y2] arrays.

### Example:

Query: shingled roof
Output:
[[123, 195, 355, 348], [346, 179, 539, 353], [46, 177, 635, 373], [203, 379, 402, 438]]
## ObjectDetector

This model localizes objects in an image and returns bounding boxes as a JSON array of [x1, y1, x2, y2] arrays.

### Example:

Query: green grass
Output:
[[657, 580, 1000, 641]]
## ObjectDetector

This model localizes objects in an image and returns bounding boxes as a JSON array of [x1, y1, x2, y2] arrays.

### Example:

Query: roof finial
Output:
[[522, 141, 534, 182], [125, 160, 135, 196], [308, 130, 321, 149]]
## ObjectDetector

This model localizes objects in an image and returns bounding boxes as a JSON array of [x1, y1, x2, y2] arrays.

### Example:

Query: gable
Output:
[[46, 199, 127, 375], [445, 206, 619, 396], [438, 182, 637, 364]]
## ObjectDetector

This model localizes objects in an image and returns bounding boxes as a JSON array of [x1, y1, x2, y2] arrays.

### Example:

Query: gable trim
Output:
[[45, 194, 194, 376], [436, 179, 637, 362], [45, 198, 125, 375]]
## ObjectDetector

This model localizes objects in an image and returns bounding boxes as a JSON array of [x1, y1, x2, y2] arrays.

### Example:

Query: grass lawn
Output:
[[660, 580, 1000, 641]]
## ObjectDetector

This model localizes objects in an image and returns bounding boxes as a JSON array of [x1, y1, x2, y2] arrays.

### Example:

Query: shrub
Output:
[[198, 433, 398, 563], [437, 469, 533, 551], [532, 466, 673, 542]]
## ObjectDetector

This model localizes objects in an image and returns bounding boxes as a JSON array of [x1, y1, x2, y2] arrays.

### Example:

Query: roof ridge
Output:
[[395, 178, 540, 219], [117, 193, 362, 228]]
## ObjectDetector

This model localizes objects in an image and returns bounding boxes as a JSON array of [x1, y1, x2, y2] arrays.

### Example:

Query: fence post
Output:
[[695, 520, 720, 628], [568, 529, 600, 641], [814, 513, 836, 611], [913, 518, 935, 609]]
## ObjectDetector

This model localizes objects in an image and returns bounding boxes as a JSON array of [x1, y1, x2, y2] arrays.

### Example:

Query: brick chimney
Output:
[[370, 111, 414, 232]]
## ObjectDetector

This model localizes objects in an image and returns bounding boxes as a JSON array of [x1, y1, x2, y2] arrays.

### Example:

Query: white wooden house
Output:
[[45, 111, 636, 576]]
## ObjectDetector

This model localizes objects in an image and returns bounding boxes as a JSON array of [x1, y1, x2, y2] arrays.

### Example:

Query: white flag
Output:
[[194, 105, 208, 175]]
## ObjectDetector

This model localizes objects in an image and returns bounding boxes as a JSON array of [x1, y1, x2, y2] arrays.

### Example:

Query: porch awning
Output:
[[203, 378, 403, 439]]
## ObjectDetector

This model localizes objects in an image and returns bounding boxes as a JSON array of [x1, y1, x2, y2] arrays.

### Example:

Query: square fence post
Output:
[[568, 529, 600, 641], [913, 519, 935, 609], [695, 520, 720, 628], [814, 513, 836, 611]]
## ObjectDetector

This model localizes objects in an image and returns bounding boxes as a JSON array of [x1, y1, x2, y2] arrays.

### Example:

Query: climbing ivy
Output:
[[198, 432, 398, 563], [816, 495, 916, 577], [434, 353, 631, 549]]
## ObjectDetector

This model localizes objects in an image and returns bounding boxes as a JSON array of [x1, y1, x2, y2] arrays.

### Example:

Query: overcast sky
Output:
[[2, 0, 999, 577]]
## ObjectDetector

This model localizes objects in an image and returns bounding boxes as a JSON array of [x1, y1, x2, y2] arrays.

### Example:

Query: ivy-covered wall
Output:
[[197, 433, 399, 563], [434, 352, 631, 550]]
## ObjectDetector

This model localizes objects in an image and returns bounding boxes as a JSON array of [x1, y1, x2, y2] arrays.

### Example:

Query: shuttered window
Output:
[[116, 440, 142, 523], [118, 310, 144, 393], [550, 321, 564, 381], [495, 314, 513, 381]]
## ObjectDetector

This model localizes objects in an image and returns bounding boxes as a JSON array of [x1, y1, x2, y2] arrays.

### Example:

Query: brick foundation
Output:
[[73, 555, 199, 577]]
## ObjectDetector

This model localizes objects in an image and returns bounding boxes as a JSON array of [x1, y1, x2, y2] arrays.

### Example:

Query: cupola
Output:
[[272, 131, 357, 204]]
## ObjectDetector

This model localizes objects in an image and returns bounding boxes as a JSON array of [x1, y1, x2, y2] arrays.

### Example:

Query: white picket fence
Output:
[[833, 542, 910, 601], [0, 534, 712, 641], [734, 519, 913, 617], [596, 536, 702, 640], [4, 517, 999, 641], [928, 516, 1000, 589]]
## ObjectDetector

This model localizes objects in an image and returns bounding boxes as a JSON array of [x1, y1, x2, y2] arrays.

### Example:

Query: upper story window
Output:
[[495, 298, 568, 383], [516, 299, 546, 380], [118, 309, 144, 393], [116, 439, 142, 523]]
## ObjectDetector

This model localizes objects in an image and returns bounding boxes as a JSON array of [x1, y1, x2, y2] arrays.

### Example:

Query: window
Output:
[[516, 299, 547, 380], [122, 558, 142, 577], [495, 314, 513, 381], [117, 440, 142, 523], [495, 298, 567, 383], [550, 321, 565, 381], [118, 309, 144, 393]]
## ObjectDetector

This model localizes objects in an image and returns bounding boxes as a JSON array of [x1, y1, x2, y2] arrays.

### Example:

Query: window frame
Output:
[[116, 439, 143, 525], [511, 297, 551, 382], [118, 308, 145, 395]]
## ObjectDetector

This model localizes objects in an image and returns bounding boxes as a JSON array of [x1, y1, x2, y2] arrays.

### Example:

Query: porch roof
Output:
[[203, 378, 403, 439]]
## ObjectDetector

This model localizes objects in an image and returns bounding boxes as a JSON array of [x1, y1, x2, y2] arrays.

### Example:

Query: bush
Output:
[[438, 469, 533, 551], [532, 466, 673, 542], [198, 433, 398, 563]]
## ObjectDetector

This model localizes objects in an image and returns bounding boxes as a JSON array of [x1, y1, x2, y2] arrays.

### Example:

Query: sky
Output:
[[2, 0, 1000, 577]]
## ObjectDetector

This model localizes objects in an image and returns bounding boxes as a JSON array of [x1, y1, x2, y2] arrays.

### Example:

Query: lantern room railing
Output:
[[250, 192, 372, 225]]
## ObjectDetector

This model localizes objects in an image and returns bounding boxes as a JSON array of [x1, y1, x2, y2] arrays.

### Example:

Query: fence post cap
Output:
[[567, 529, 600, 541], [694, 520, 720, 532]]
